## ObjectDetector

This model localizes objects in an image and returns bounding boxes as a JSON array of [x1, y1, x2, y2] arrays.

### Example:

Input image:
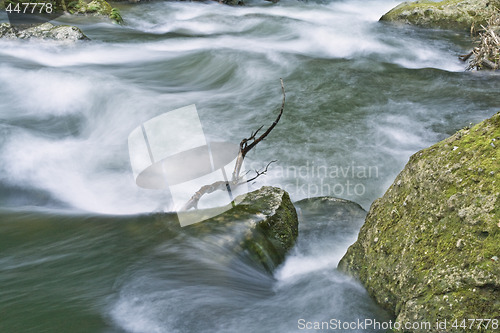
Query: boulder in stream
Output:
[[179, 186, 299, 272], [338, 112, 500, 332]]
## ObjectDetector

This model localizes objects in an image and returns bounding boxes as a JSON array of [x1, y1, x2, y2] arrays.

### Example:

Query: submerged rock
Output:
[[380, 0, 500, 31], [176, 186, 298, 272], [295, 196, 366, 221], [294, 197, 367, 252], [294, 196, 366, 234], [0, 22, 89, 41], [338, 112, 500, 331]]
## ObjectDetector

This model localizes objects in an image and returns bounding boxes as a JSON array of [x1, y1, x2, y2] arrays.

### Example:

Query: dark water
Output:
[[0, 0, 499, 332]]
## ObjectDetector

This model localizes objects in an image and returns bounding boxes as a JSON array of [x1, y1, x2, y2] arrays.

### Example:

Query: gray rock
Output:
[[338, 112, 500, 332], [0, 22, 89, 41], [295, 196, 366, 219], [294, 196, 366, 252]]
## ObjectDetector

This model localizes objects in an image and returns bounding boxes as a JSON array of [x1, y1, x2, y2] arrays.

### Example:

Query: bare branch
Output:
[[464, 13, 500, 70], [248, 125, 264, 142], [459, 51, 473, 62], [241, 78, 285, 156], [246, 160, 277, 183], [180, 79, 286, 211], [232, 78, 285, 181], [180, 180, 231, 211]]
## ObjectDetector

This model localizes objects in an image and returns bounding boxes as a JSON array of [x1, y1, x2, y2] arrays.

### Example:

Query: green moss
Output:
[[380, 0, 500, 32], [53, 0, 122, 23], [109, 7, 122, 24]]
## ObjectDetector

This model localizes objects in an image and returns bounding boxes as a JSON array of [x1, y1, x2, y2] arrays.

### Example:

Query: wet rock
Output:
[[295, 196, 366, 220], [176, 186, 299, 272], [0, 22, 89, 41], [338, 112, 500, 332], [294, 196, 366, 251]]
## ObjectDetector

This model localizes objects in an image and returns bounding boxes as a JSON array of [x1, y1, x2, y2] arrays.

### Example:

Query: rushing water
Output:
[[0, 0, 499, 332]]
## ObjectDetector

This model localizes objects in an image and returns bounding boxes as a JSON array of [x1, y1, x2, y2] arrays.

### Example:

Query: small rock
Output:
[[0, 22, 89, 41], [456, 239, 465, 249]]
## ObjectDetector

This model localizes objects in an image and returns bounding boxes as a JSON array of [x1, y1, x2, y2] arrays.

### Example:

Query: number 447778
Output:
[[451, 319, 499, 330], [5, 2, 54, 14]]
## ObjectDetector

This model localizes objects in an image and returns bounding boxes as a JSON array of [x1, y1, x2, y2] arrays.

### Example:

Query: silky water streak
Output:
[[128, 104, 248, 227]]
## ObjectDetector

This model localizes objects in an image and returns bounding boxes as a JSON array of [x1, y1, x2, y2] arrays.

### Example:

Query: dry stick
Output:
[[466, 14, 500, 70], [459, 51, 473, 62], [246, 160, 277, 183], [489, 28, 499, 44], [180, 79, 286, 211], [180, 181, 230, 211], [231, 78, 285, 182]]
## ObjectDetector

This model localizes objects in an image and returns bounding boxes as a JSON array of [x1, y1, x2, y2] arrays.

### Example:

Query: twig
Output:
[[464, 11, 500, 70], [231, 78, 285, 181], [459, 51, 473, 62], [246, 160, 277, 183], [180, 79, 286, 211], [180, 181, 229, 211]]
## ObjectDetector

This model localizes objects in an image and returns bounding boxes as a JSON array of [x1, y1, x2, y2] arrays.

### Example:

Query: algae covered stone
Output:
[[180, 186, 299, 272], [380, 0, 500, 31], [65, 0, 123, 23], [338, 112, 500, 332]]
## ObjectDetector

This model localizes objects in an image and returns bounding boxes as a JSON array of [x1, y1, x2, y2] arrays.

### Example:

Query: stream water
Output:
[[0, 0, 499, 332]]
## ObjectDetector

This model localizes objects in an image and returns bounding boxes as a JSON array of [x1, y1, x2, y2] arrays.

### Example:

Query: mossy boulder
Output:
[[380, 0, 500, 31], [178, 186, 298, 272], [0, 22, 89, 41], [66, 0, 111, 15], [338, 112, 500, 332]]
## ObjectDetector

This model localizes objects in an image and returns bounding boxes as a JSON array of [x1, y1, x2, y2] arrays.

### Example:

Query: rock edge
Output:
[[339, 112, 500, 332]]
